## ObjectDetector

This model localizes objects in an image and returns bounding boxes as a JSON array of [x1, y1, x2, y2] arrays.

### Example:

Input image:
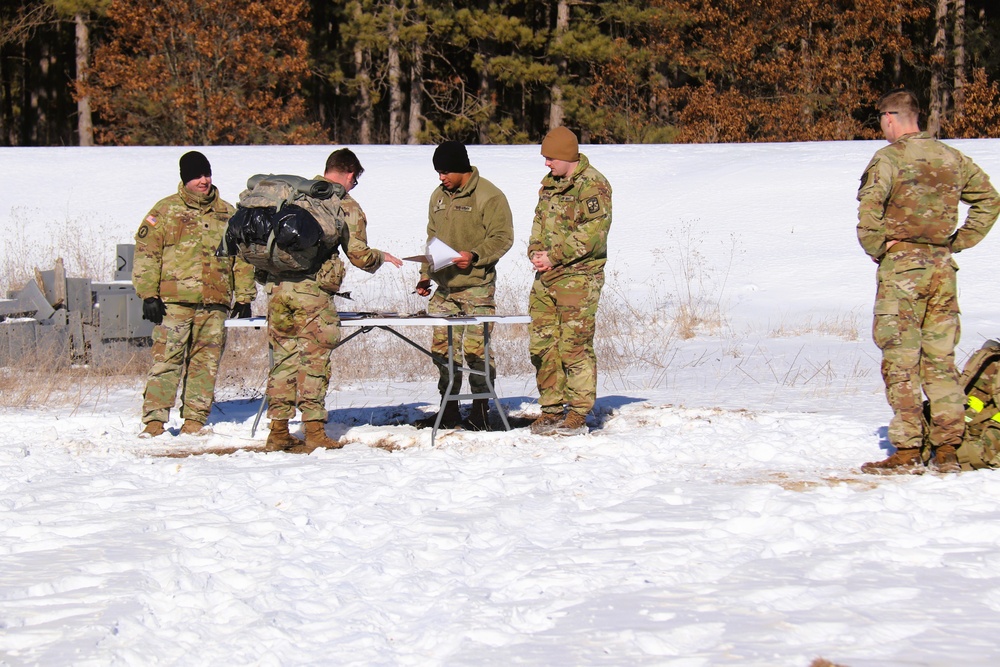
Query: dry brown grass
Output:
[[0, 233, 861, 410]]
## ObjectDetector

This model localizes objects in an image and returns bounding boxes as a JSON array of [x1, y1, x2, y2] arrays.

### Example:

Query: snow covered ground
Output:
[[3, 140, 1000, 665]]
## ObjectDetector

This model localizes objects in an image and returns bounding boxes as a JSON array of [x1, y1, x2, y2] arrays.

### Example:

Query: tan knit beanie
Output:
[[540, 126, 579, 161]]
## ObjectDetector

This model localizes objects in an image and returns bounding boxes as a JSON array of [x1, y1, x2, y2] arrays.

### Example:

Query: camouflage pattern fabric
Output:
[[528, 153, 612, 416], [261, 180, 387, 422], [133, 183, 256, 305], [858, 131, 1000, 449], [527, 153, 612, 287], [420, 168, 514, 290], [529, 272, 605, 416], [339, 191, 386, 273], [134, 183, 255, 426], [265, 279, 342, 422], [428, 285, 496, 396], [857, 132, 1000, 262], [873, 247, 964, 449], [142, 303, 227, 424]]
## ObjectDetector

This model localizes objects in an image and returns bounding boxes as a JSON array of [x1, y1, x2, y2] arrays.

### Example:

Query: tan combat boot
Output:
[[303, 421, 344, 450], [553, 412, 588, 436], [139, 420, 165, 438], [529, 412, 563, 435], [465, 399, 491, 431], [265, 419, 300, 451], [860, 448, 924, 475], [931, 444, 961, 474], [179, 419, 207, 436]]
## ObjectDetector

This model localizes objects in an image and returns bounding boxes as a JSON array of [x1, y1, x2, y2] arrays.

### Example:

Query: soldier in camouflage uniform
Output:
[[262, 148, 401, 451], [133, 151, 256, 438], [414, 141, 514, 430], [857, 89, 1000, 474], [527, 127, 612, 437]]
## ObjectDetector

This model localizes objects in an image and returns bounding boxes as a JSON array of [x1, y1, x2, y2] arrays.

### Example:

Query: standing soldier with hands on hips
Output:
[[857, 89, 1000, 474], [133, 151, 256, 438], [528, 126, 612, 437]]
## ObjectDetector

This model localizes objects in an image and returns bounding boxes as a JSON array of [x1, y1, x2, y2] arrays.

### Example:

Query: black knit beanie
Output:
[[179, 151, 212, 183], [432, 141, 471, 173]]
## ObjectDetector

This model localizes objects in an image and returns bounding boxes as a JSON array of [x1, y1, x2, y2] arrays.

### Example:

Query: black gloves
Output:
[[142, 297, 166, 325], [230, 302, 252, 319]]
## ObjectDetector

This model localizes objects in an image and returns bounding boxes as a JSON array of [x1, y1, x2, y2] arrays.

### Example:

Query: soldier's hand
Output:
[[415, 279, 432, 297], [383, 252, 404, 268], [142, 297, 166, 325], [453, 251, 474, 270], [531, 251, 553, 272], [230, 302, 252, 319]]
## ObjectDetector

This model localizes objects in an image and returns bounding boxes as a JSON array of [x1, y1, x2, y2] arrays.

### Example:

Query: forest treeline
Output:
[[2, 0, 999, 147]]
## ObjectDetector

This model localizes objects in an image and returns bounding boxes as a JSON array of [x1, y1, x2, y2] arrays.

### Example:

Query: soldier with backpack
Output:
[[224, 150, 400, 452], [857, 89, 1000, 474]]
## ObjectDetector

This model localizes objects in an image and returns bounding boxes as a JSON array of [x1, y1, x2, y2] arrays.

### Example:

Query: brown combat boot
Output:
[[139, 420, 165, 438], [553, 411, 588, 436], [303, 421, 344, 450], [265, 419, 300, 451], [529, 412, 563, 435], [860, 447, 924, 475], [465, 399, 491, 431], [179, 419, 207, 436], [931, 444, 961, 474]]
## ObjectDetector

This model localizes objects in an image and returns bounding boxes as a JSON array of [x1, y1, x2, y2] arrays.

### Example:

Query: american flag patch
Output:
[[145, 215, 158, 226]]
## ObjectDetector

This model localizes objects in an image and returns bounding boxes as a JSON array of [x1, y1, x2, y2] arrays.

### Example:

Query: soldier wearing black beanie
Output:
[[432, 141, 471, 174], [179, 150, 212, 183]]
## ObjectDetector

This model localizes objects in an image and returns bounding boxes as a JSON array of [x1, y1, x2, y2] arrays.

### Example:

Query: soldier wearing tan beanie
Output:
[[527, 126, 612, 437], [540, 126, 580, 162]]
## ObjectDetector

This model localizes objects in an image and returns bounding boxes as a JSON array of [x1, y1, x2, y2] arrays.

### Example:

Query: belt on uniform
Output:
[[887, 240, 947, 253]]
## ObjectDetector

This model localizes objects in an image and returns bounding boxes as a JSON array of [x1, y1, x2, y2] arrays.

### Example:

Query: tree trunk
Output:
[[477, 65, 492, 144], [387, 16, 403, 144], [353, 51, 372, 144], [407, 40, 423, 144], [548, 0, 569, 130], [953, 0, 966, 117], [928, 0, 949, 137], [75, 13, 93, 146]]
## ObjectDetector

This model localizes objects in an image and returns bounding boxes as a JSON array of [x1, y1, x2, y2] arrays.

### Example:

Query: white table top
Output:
[[225, 314, 531, 328]]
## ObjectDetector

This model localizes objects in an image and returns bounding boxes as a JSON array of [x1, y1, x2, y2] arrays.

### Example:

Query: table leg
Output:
[[431, 325, 457, 447]]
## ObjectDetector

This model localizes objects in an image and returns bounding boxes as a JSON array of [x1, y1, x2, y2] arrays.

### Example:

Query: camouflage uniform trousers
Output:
[[428, 284, 496, 396], [873, 248, 965, 450], [266, 279, 342, 423], [142, 303, 227, 424], [529, 271, 604, 416]]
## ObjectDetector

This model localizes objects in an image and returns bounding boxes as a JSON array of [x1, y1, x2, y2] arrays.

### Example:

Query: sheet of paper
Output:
[[402, 237, 461, 271]]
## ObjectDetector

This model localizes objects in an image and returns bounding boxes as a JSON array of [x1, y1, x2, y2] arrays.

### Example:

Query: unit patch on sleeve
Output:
[[586, 197, 601, 214], [137, 225, 149, 239]]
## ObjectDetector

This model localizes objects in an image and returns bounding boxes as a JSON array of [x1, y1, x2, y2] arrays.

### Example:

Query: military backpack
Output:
[[924, 339, 1000, 470], [217, 174, 346, 278]]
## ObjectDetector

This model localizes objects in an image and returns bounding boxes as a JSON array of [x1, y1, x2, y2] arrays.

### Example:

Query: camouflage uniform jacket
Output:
[[857, 132, 1000, 261], [528, 153, 613, 285], [421, 167, 514, 289], [317, 176, 383, 275], [133, 183, 255, 306]]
